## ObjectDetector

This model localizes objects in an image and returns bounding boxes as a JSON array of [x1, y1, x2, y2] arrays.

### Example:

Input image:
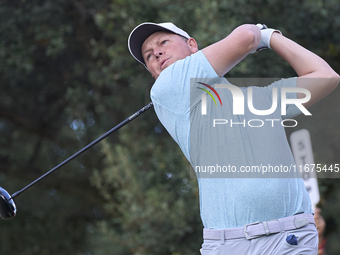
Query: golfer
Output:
[[128, 22, 339, 254]]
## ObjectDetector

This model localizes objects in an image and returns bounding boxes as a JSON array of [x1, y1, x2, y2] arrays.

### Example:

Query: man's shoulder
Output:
[[154, 51, 218, 88]]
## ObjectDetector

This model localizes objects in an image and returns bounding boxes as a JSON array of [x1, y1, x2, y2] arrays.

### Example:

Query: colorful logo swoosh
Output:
[[196, 82, 222, 106]]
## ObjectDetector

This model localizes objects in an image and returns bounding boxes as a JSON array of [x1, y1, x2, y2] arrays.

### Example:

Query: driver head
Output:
[[0, 187, 16, 219]]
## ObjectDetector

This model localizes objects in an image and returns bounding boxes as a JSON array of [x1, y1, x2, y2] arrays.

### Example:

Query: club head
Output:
[[0, 187, 16, 220]]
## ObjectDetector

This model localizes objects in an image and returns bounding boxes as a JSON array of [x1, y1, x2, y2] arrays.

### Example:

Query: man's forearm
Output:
[[270, 32, 339, 108], [202, 24, 261, 77], [270, 33, 338, 78]]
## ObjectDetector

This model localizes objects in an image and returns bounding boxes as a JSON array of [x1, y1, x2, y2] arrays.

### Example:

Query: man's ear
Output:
[[187, 38, 198, 53]]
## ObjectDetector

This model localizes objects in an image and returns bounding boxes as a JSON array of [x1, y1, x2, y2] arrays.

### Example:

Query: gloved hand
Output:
[[254, 24, 282, 52]]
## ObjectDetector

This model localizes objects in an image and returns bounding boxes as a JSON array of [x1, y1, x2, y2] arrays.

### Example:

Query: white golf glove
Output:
[[254, 24, 282, 52]]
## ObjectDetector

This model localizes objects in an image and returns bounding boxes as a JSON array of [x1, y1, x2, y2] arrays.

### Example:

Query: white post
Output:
[[290, 129, 320, 212]]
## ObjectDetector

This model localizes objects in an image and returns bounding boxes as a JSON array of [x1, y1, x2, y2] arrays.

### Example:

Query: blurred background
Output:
[[0, 0, 339, 254]]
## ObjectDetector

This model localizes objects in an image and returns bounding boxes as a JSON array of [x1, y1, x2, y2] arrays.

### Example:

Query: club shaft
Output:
[[11, 102, 153, 199]]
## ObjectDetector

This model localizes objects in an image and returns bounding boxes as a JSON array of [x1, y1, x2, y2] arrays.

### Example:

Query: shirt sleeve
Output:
[[150, 51, 221, 115], [150, 51, 221, 161]]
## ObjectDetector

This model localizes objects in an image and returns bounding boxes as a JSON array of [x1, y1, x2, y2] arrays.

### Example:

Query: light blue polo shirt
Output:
[[150, 51, 312, 229]]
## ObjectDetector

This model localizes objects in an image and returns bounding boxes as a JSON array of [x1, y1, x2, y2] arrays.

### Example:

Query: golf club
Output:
[[0, 102, 154, 220]]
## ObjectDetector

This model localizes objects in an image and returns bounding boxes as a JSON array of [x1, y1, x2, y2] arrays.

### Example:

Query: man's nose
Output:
[[154, 49, 164, 59]]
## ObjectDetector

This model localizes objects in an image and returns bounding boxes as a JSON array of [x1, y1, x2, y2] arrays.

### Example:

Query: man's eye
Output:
[[161, 40, 168, 44]]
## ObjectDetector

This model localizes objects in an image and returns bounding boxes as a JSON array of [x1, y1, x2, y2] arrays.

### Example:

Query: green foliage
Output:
[[91, 135, 202, 254], [0, 0, 339, 254]]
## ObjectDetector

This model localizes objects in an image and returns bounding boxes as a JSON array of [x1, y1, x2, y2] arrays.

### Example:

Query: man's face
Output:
[[141, 31, 198, 79]]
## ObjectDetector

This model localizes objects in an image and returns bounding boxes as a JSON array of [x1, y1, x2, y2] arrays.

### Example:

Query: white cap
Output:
[[128, 22, 190, 67]]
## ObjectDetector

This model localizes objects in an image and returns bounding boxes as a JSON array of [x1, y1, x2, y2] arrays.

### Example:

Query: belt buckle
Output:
[[243, 221, 261, 240]]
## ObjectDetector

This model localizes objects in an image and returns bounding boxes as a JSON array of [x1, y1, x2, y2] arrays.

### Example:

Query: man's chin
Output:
[[161, 60, 174, 71], [155, 61, 175, 79]]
